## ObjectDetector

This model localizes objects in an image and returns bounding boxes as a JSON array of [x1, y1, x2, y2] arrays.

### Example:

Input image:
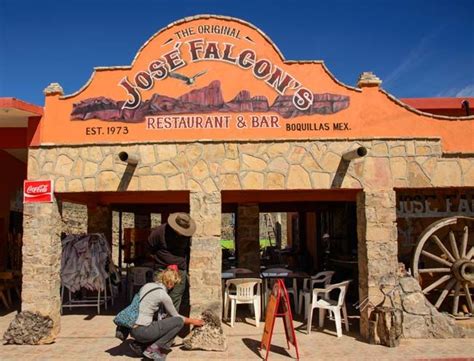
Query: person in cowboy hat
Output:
[[147, 213, 196, 311]]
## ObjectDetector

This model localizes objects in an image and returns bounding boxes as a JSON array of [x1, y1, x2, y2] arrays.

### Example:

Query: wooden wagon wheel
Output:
[[412, 216, 474, 317]]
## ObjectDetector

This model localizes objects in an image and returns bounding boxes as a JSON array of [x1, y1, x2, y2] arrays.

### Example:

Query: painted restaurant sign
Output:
[[69, 20, 350, 133], [38, 15, 473, 151], [118, 38, 318, 113]]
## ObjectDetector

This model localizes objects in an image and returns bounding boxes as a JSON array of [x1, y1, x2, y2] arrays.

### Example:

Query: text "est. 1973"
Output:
[[85, 126, 129, 135]]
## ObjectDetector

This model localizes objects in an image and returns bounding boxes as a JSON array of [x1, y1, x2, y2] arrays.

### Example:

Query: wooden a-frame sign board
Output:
[[260, 279, 300, 360]]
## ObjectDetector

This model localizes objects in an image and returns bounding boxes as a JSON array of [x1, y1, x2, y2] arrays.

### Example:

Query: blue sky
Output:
[[0, 0, 473, 106]]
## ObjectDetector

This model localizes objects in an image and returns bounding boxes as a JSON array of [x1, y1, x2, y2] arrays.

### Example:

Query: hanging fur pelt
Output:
[[3, 311, 53, 345]]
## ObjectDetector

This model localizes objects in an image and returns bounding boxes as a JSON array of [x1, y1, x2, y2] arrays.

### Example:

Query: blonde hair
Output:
[[155, 269, 182, 286]]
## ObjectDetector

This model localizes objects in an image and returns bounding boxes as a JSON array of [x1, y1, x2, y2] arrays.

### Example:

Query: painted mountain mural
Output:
[[70, 80, 349, 122]]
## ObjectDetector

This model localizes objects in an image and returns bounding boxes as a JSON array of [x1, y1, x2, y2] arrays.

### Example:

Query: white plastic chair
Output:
[[307, 280, 351, 337], [224, 278, 262, 327], [286, 279, 298, 311], [127, 266, 154, 301], [298, 271, 335, 318]]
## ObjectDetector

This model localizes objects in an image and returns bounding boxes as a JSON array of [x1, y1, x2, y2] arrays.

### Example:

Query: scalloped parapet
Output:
[[43, 83, 64, 96], [357, 72, 382, 88], [36, 15, 473, 153]]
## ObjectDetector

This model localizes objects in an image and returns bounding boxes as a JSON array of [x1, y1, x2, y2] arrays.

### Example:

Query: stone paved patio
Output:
[[0, 310, 473, 360]]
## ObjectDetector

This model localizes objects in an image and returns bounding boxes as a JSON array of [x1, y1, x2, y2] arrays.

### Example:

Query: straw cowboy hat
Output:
[[168, 213, 196, 237]]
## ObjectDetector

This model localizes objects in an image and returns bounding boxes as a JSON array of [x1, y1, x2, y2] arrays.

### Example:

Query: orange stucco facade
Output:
[[39, 16, 473, 153]]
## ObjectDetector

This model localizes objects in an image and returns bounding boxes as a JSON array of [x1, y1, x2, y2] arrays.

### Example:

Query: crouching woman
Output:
[[131, 268, 204, 360]]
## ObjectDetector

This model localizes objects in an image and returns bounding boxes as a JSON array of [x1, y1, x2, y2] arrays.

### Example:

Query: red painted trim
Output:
[[222, 189, 358, 203], [58, 191, 190, 206], [0, 97, 43, 115], [0, 128, 28, 148], [400, 97, 474, 110], [27, 116, 42, 146]]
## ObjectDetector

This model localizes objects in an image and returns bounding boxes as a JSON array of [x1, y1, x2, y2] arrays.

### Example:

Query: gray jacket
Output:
[[135, 282, 184, 326]]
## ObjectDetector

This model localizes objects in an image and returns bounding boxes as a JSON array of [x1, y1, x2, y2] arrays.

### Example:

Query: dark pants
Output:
[[131, 317, 184, 350]]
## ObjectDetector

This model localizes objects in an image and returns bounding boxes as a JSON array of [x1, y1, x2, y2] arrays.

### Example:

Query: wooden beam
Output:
[[0, 128, 28, 148], [222, 189, 358, 204]]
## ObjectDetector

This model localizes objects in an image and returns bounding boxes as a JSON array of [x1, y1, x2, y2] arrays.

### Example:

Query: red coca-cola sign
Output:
[[23, 180, 54, 203]]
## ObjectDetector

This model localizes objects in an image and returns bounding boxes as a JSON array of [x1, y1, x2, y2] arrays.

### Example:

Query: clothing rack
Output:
[[60, 233, 115, 314]]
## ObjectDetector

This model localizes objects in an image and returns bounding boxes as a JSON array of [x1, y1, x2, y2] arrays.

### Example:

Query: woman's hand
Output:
[[184, 317, 205, 327], [190, 318, 204, 327]]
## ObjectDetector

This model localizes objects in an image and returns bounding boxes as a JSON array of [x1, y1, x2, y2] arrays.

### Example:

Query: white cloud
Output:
[[384, 28, 442, 87], [455, 84, 474, 97], [436, 84, 474, 97]]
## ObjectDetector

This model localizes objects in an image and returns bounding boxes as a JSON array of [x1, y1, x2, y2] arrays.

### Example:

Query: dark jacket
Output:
[[148, 223, 190, 270]]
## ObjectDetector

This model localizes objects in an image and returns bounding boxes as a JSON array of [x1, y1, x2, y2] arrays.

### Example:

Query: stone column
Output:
[[357, 189, 398, 340], [22, 201, 62, 338], [189, 191, 222, 317], [236, 204, 260, 272], [87, 204, 112, 244]]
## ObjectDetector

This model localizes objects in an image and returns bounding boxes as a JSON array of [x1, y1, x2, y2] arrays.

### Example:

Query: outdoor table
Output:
[[261, 269, 309, 311], [221, 268, 260, 280]]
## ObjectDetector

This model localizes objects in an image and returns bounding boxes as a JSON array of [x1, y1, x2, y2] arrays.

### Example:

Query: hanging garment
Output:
[[60, 233, 112, 292]]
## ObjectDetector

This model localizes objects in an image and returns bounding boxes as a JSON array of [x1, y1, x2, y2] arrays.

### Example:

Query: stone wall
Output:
[[24, 138, 474, 337], [59, 202, 87, 234], [26, 139, 474, 192], [236, 204, 260, 272], [397, 276, 465, 338], [111, 212, 135, 265], [59, 205, 163, 265], [189, 191, 222, 317], [22, 202, 62, 338], [87, 205, 112, 243], [357, 190, 398, 340]]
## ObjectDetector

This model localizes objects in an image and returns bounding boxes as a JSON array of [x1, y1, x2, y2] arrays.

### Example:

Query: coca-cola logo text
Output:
[[26, 184, 49, 195], [23, 180, 53, 203]]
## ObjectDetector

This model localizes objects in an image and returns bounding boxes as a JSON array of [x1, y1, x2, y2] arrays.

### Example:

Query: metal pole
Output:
[[118, 211, 123, 271]]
